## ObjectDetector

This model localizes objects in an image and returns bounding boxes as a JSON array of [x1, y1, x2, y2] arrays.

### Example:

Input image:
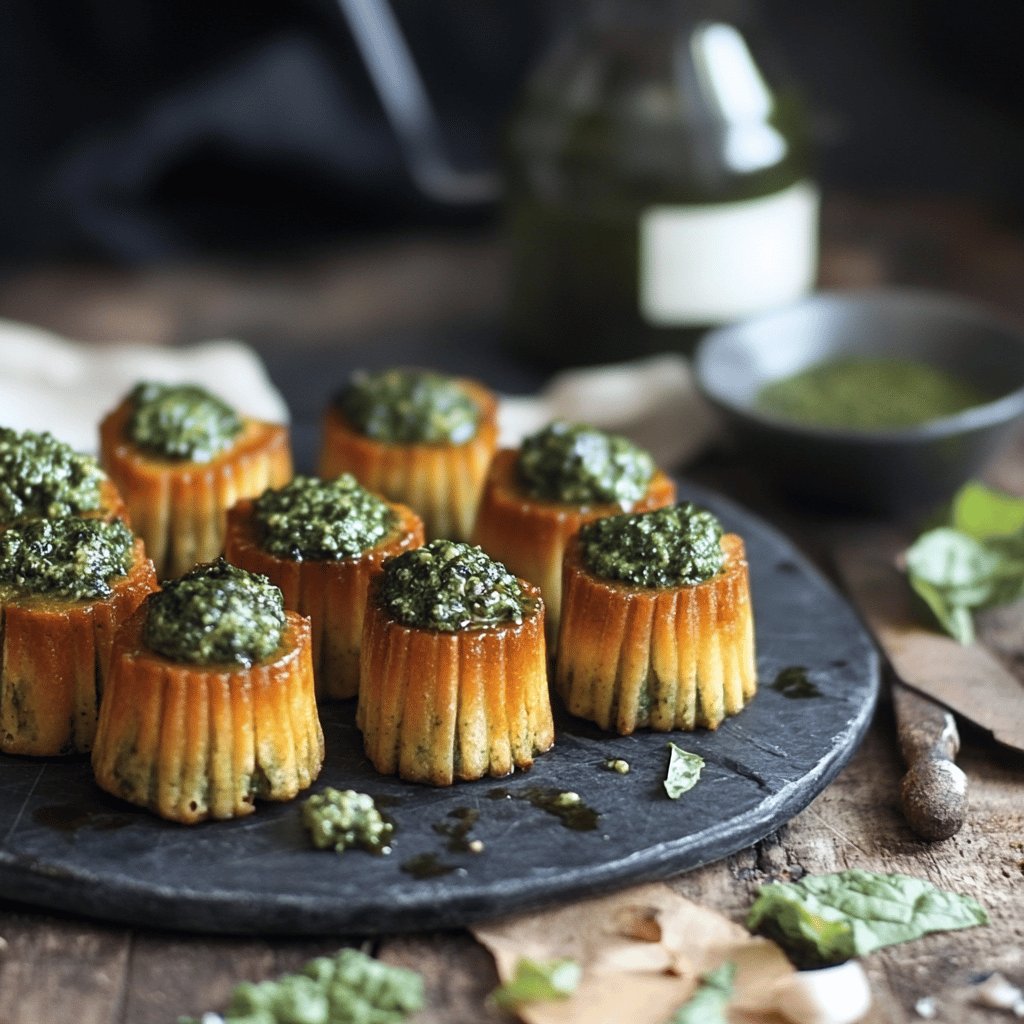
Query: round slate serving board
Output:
[[0, 482, 878, 935]]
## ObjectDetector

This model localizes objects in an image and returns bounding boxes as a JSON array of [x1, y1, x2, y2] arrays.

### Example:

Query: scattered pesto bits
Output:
[[301, 788, 394, 855], [128, 381, 243, 462], [0, 427, 105, 523], [337, 368, 480, 444], [517, 420, 655, 505], [580, 502, 724, 588], [254, 474, 397, 561], [179, 947, 424, 1024], [0, 517, 135, 602], [144, 558, 285, 666], [379, 540, 527, 632]]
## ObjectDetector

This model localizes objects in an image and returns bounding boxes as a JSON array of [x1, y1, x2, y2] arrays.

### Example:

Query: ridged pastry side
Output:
[[0, 538, 158, 756], [99, 398, 293, 580], [92, 610, 323, 824], [555, 533, 756, 734], [224, 497, 424, 699], [318, 380, 498, 542], [357, 579, 553, 785], [470, 449, 676, 643]]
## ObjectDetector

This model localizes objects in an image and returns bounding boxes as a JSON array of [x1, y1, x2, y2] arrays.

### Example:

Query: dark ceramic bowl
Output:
[[693, 290, 1024, 515]]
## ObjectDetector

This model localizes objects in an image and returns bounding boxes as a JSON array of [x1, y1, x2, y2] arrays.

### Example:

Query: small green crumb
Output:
[[602, 758, 631, 775]]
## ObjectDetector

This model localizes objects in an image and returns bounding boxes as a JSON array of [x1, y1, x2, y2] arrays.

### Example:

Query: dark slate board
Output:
[[0, 482, 878, 935]]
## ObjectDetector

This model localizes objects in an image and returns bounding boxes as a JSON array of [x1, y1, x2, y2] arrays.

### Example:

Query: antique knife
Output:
[[834, 528, 1024, 839]]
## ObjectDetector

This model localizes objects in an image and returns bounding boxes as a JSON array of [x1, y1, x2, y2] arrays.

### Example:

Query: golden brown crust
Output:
[[318, 377, 498, 542], [91, 608, 324, 824], [99, 397, 293, 579], [357, 577, 554, 785], [470, 449, 676, 642], [554, 533, 756, 734], [224, 496, 424, 699], [0, 538, 158, 756]]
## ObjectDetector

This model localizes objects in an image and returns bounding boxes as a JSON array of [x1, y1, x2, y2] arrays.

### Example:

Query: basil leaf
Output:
[[952, 481, 1024, 538], [489, 958, 582, 1009], [666, 962, 735, 1024], [664, 742, 704, 799], [747, 870, 988, 969]]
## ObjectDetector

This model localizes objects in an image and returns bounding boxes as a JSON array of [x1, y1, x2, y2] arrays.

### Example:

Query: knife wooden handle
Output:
[[893, 682, 968, 841]]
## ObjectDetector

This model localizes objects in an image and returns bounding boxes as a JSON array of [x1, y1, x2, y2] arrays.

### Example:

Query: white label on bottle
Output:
[[638, 180, 820, 326]]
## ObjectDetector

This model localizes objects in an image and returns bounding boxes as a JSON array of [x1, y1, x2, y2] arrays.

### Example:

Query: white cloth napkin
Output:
[[0, 318, 715, 470]]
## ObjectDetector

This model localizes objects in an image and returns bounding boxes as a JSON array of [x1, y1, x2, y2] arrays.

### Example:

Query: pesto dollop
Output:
[[253, 474, 397, 561], [127, 381, 243, 462], [580, 503, 725, 588], [144, 558, 285, 666], [379, 540, 527, 632], [301, 788, 394, 855], [517, 421, 655, 505], [337, 368, 479, 444], [0, 517, 135, 602], [756, 357, 986, 430], [0, 427, 105, 523]]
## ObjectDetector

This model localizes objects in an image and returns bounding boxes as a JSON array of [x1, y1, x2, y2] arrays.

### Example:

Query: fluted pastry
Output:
[[319, 371, 497, 541], [471, 428, 675, 643], [0, 531, 157, 756], [556, 527, 756, 734], [92, 606, 323, 824], [224, 485, 424, 700], [357, 541, 553, 785], [99, 387, 292, 579]]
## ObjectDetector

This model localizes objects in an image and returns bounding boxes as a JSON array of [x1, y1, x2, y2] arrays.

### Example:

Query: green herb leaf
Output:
[[489, 958, 582, 1009], [666, 962, 735, 1024], [952, 481, 1024, 538], [664, 742, 704, 799], [747, 870, 988, 969]]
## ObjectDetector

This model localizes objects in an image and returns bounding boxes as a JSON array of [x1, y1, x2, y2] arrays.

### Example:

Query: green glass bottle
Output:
[[505, 0, 818, 366]]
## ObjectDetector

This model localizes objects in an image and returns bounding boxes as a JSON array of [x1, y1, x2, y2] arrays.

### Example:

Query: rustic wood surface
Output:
[[0, 193, 1022, 1023]]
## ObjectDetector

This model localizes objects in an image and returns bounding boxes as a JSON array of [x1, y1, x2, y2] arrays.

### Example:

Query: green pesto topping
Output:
[[144, 558, 285, 666], [0, 517, 134, 602], [0, 427, 105, 523], [580, 503, 725, 588], [254, 474, 397, 561], [756, 357, 986, 430], [379, 539, 527, 632], [301, 788, 395, 855], [127, 381, 243, 462], [517, 421, 655, 505], [337, 368, 480, 444], [179, 948, 424, 1024]]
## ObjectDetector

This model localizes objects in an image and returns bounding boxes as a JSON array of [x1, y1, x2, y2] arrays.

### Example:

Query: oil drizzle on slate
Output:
[[772, 666, 822, 699], [433, 807, 480, 853], [487, 787, 600, 831], [33, 804, 134, 833], [400, 853, 462, 879]]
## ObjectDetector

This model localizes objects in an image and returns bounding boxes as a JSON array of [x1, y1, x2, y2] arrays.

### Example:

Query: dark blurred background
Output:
[[2, 0, 1024, 267]]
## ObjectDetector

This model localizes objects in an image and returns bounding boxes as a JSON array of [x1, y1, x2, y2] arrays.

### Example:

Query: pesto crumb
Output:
[[128, 381, 243, 462], [301, 788, 394, 855], [379, 539, 528, 632], [254, 474, 397, 561], [0, 427, 105, 523], [0, 517, 134, 602], [144, 558, 285, 666], [580, 502, 725, 588], [603, 758, 630, 775]]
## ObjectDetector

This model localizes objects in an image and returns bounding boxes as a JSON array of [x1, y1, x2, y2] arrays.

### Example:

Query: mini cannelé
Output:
[[224, 474, 424, 699], [358, 540, 553, 785], [319, 368, 498, 541], [471, 421, 675, 642], [0, 517, 157, 756], [99, 382, 292, 579], [92, 559, 324, 824], [555, 503, 756, 734]]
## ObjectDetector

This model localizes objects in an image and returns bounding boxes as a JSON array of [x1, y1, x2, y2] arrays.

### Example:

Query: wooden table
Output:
[[0, 194, 1022, 1023]]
